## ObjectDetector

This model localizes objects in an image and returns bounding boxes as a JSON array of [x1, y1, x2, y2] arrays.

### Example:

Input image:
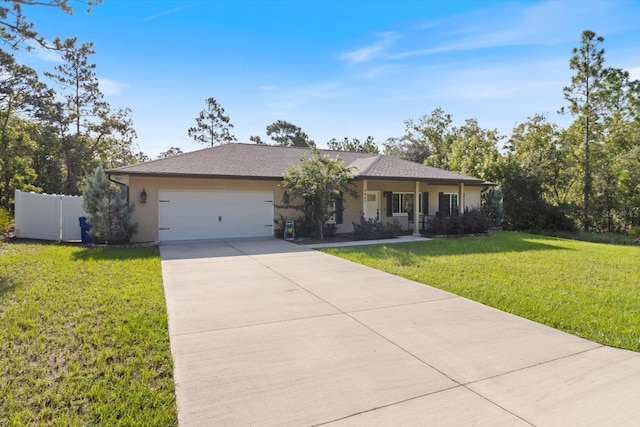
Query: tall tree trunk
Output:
[[583, 116, 590, 232]]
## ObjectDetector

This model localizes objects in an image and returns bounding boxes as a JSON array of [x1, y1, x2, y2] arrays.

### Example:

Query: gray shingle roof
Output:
[[107, 143, 484, 184]]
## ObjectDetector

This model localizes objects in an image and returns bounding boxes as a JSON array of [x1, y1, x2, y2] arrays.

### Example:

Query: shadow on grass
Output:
[[71, 246, 160, 261], [327, 232, 572, 258], [4, 238, 160, 261]]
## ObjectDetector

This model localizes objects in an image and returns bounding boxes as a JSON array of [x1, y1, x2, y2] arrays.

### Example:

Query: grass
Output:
[[0, 241, 177, 426], [320, 231, 640, 352]]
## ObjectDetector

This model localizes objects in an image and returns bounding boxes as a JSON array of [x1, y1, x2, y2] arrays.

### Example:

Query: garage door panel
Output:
[[158, 190, 274, 241]]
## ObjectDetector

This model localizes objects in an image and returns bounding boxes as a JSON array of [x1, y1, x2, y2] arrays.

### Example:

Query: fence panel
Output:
[[14, 190, 87, 241]]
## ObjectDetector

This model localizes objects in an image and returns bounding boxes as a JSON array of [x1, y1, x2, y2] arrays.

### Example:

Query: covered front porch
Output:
[[356, 179, 478, 236]]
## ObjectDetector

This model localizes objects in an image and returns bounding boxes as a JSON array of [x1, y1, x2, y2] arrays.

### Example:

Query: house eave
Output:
[[105, 170, 486, 186], [353, 175, 485, 185], [105, 171, 284, 181]]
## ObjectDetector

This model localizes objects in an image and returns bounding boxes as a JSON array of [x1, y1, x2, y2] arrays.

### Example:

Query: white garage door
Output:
[[158, 190, 274, 241]]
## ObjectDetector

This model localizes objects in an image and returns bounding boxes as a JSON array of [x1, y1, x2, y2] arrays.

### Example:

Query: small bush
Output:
[[461, 208, 494, 233], [273, 215, 316, 238], [325, 222, 338, 237], [352, 217, 400, 240], [427, 207, 492, 236], [273, 215, 288, 239], [0, 207, 11, 233]]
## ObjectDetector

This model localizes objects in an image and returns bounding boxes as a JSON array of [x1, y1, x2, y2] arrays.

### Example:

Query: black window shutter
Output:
[[386, 192, 393, 217], [335, 195, 343, 224], [423, 192, 429, 215], [439, 192, 450, 216]]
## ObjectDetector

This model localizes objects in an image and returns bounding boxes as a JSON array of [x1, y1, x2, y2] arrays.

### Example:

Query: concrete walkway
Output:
[[160, 238, 640, 426]]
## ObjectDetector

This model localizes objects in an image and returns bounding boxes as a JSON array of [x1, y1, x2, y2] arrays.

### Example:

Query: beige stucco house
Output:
[[107, 143, 488, 242]]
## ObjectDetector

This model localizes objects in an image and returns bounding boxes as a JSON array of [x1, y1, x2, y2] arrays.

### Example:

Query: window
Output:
[[439, 193, 459, 216], [328, 195, 343, 224], [391, 193, 422, 215]]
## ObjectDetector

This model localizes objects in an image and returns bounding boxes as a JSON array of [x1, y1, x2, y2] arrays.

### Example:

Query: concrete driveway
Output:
[[160, 238, 640, 426]]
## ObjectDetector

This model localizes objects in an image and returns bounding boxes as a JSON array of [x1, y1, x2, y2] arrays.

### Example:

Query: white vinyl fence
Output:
[[14, 190, 87, 242]]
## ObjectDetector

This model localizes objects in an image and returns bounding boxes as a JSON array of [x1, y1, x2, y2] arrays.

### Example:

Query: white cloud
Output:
[[391, 0, 616, 60], [628, 67, 640, 81], [99, 78, 127, 96], [140, 6, 193, 22], [340, 32, 402, 64], [26, 40, 62, 63]]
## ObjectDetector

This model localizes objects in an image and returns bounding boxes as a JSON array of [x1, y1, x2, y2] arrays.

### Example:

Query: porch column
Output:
[[362, 179, 368, 217], [459, 182, 465, 213], [413, 180, 420, 236]]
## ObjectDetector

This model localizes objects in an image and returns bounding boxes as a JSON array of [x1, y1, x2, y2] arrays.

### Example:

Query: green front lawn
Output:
[[321, 231, 640, 352], [0, 241, 177, 425]]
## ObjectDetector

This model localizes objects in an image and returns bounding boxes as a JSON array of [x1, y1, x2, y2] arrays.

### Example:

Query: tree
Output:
[[593, 68, 640, 232], [82, 166, 137, 244], [0, 116, 39, 208], [90, 104, 138, 169], [188, 97, 236, 146], [44, 37, 138, 193], [562, 30, 607, 231], [327, 136, 379, 153], [132, 151, 150, 164], [448, 118, 501, 181], [249, 135, 265, 144], [506, 115, 577, 207], [157, 146, 183, 158], [44, 37, 101, 194], [266, 120, 314, 147], [0, 1, 100, 51], [30, 119, 65, 195], [383, 108, 454, 165], [282, 149, 357, 239], [495, 158, 574, 232], [45, 38, 102, 136], [0, 48, 53, 207]]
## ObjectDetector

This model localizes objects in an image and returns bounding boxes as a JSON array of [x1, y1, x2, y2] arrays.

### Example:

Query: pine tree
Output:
[[82, 166, 137, 244], [188, 97, 236, 146], [562, 30, 607, 231]]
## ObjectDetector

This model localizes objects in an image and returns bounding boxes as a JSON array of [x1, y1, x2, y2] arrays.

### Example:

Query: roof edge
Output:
[[105, 171, 284, 181]]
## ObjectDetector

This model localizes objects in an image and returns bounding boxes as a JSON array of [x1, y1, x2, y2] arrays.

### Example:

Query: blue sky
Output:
[[18, 0, 640, 157]]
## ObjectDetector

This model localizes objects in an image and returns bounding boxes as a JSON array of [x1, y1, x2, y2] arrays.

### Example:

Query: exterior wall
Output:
[[465, 189, 482, 211], [125, 175, 485, 242]]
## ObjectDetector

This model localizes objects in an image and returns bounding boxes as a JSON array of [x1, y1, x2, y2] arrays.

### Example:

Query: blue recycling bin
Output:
[[79, 216, 93, 244]]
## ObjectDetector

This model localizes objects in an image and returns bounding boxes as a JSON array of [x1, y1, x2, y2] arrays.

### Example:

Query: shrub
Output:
[[273, 215, 287, 239], [0, 207, 11, 234], [273, 214, 316, 238], [427, 214, 451, 235], [427, 207, 492, 236], [461, 208, 494, 233], [325, 222, 338, 237], [352, 217, 400, 240]]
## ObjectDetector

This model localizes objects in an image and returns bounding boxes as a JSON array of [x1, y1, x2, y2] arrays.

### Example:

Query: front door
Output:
[[365, 191, 380, 221]]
